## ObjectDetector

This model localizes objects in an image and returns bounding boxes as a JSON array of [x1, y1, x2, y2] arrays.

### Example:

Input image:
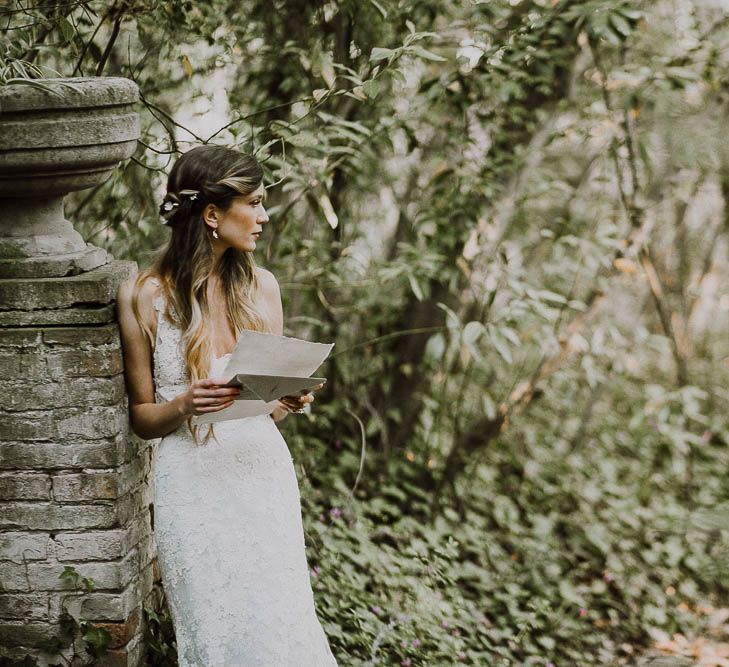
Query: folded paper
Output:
[[193, 330, 334, 425]]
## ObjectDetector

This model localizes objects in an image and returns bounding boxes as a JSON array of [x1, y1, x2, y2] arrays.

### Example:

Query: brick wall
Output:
[[0, 261, 154, 666]]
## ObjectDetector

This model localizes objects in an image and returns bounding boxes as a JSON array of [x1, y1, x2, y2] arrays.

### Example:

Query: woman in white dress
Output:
[[117, 145, 338, 666]]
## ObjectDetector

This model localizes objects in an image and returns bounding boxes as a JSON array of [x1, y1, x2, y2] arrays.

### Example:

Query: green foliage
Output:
[[53, 567, 112, 662], [143, 582, 178, 666], [5, 0, 729, 663], [59, 565, 96, 592]]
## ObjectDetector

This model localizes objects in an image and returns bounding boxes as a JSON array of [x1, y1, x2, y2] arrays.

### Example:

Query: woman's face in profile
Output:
[[214, 183, 269, 253]]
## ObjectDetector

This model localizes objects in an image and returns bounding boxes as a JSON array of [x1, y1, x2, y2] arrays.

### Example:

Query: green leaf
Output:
[[81, 624, 112, 651], [408, 274, 424, 301], [608, 12, 632, 38], [410, 46, 447, 62], [462, 321, 485, 347], [425, 333, 446, 361], [361, 79, 382, 99], [369, 47, 394, 63], [59, 565, 80, 586], [58, 17, 75, 43], [369, 0, 388, 18]]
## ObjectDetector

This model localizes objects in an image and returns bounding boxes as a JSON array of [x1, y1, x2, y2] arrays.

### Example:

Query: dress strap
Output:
[[148, 276, 166, 314]]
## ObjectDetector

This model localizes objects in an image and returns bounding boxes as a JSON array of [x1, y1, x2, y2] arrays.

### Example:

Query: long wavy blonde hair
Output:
[[132, 145, 271, 442]]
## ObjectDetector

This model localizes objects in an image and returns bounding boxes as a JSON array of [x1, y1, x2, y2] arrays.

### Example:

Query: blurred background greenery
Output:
[[4, 0, 729, 664]]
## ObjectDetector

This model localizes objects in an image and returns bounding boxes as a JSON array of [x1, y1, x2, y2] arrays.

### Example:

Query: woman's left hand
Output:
[[279, 382, 325, 414]]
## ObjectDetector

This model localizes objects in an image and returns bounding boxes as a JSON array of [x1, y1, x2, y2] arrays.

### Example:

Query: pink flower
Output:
[[579, 608, 588, 618], [400, 640, 408, 648], [457, 651, 467, 661], [401, 660, 412, 667], [329, 507, 342, 519], [411, 638, 421, 647], [310, 566, 321, 577], [371, 605, 383, 616], [452, 628, 461, 636], [603, 571, 614, 583], [318, 513, 326, 522], [440, 619, 450, 629]]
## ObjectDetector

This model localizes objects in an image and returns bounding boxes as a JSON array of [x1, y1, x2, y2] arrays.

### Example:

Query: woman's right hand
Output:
[[175, 378, 241, 416]]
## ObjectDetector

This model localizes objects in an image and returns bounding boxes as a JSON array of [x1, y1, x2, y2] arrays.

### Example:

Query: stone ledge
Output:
[[0, 259, 135, 312], [0, 245, 108, 279], [0, 304, 116, 327]]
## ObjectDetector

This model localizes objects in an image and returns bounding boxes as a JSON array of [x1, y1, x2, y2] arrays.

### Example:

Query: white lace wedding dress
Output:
[[150, 285, 338, 666]]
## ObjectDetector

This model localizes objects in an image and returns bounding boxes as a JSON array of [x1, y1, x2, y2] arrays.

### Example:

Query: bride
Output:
[[117, 145, 338, 666]]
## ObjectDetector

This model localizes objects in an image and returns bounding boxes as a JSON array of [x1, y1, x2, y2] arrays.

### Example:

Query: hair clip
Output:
[[179, 189, 200, 202], [159, 190, 200, 223]]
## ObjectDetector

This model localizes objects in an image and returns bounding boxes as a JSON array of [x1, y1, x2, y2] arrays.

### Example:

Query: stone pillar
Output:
[[0, 78, 152, 666]]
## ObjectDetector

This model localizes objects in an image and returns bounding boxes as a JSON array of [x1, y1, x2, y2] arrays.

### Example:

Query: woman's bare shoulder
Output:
[[117, 273, 162, 326], [254, 265, 280, 295]]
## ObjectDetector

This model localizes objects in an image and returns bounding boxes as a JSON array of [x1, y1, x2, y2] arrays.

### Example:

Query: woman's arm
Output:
[[117, 277, 239, 439], [256, 267, 317, 422]]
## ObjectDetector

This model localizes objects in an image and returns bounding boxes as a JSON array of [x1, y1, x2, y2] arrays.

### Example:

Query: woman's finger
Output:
[[195, 387, 240, 398], [195, 400, 234, 414], [194, 396, 236, 407]]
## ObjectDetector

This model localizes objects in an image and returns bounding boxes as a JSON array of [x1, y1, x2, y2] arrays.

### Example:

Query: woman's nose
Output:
[[258, 206, 269, 224]]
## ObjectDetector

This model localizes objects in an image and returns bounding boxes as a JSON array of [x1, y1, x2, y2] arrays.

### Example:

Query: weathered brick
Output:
[[4, 376, 126, 411], [43, 325, 120, 347], [116, 487, 147, 528], [24, 549, 139, 591], [54, 530, 124, 562], [137, 532, 155, 568], [92, 605, 140, 649], [0, 305, 117, 327], [98, 624, 144, 667], [139, 560, 155, 599], [0, 439, 126, 470], [0, 620, 66, 647], [55, 407, 127, 440], [52, 471, 119, 502], [0, 562, 31, 591], [63, 583, 138, 621], [0, 473, 51, 500], [0, 329, 42, 348], [117, 454, 147, 497], [0, 411, 55, 441], [0, 502, 118, 531], [46, 348, 123, 379], [0, 352, 47, 381], [0, 592, 50, 620], [0, 532, 49, 562]]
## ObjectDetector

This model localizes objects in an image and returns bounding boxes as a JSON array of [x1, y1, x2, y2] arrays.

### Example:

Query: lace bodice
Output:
[[151, 283, 189, 403]]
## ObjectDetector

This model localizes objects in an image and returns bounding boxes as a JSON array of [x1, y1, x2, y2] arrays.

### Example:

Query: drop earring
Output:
[[212, 229, 219, 239]]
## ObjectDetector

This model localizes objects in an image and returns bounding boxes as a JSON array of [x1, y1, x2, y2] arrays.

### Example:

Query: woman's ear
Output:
[[202, 203, 219, 231]]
